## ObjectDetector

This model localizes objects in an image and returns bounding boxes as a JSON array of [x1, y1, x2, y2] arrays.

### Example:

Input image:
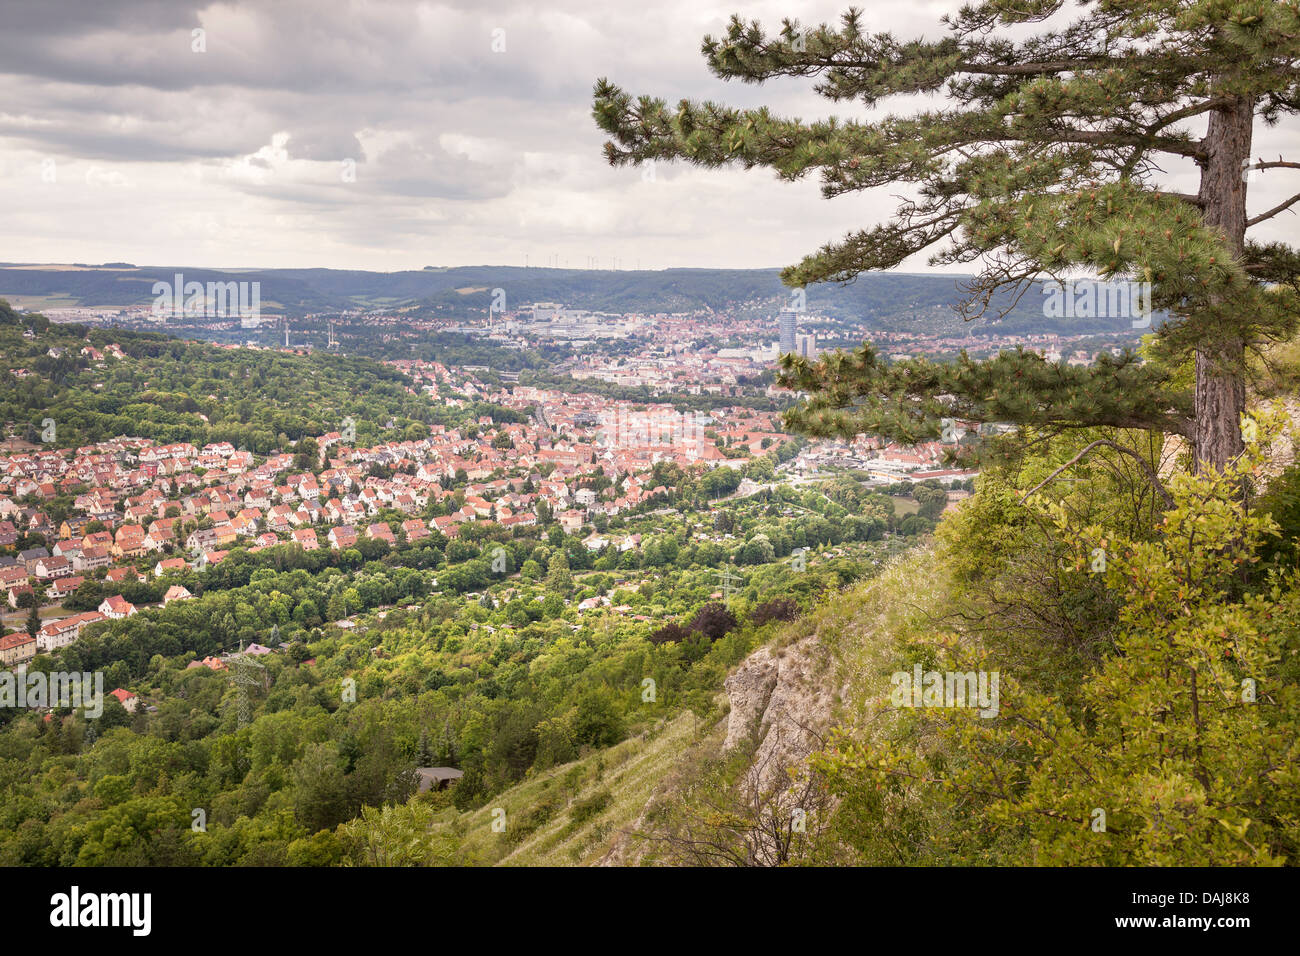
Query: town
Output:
[[1, 326, 978, 681]]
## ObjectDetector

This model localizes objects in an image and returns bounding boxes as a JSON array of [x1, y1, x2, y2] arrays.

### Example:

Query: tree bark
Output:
[[1193, 93, 1254, 474]]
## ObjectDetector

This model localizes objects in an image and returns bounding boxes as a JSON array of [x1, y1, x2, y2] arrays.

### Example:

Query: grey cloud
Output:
[[0, 0, 1294, 271], [284, 128, 364, 162]]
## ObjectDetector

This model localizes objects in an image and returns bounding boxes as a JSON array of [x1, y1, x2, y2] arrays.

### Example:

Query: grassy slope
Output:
[[438, 711, 718, 866], [431, 542, 947, 865]]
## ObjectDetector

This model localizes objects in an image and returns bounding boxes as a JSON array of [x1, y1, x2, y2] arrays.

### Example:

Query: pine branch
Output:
[[594, 2, 1300, 473], [1247, 191, 1300, 227]]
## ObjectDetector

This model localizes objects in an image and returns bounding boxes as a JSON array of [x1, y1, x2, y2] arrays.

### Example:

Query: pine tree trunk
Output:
[[1193, 93, 1254, 474]]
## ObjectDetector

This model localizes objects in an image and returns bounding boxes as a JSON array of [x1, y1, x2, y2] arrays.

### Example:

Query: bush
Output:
[[1257, 463, 1300, 569], [569, 790, 612, 826], [647, 621, 691, 645], [750, 597, 798, 626], [898, 514, 936, 536], [687, 602, 737, 642]]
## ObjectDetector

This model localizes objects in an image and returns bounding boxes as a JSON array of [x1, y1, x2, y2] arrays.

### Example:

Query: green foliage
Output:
[[0, 316, 478, 452], [815, 407, 1300, 865], [1258, 462, 1300, 569], [546, 552, 574, 596], [568, 790, 612, 827]]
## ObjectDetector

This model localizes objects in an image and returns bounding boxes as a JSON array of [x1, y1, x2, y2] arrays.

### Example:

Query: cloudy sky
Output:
[[0, 0, 1296, 273]]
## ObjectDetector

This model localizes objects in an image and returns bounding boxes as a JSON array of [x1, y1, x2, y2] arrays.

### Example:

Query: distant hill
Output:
[[0, 265, 352, 314], [0, 263, 1157, 336]]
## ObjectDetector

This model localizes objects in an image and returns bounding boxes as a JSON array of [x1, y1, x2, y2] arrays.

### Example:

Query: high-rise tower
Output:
[[778, 309, 798, 354]]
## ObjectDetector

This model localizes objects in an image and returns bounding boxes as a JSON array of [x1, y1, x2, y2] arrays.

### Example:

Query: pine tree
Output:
[[593, 1, 1300, 474]]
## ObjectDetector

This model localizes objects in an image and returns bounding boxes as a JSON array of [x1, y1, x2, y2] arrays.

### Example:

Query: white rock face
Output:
[[601, 633, 843, 865], [722, 647, 780, 751], [723, 635, 837, 796]]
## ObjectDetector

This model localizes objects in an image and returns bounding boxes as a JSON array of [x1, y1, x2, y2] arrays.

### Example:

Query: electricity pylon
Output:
[[228, 640, 267, 727]]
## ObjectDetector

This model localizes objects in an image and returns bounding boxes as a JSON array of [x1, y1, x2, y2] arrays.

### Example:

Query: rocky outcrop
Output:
[[723, 635, 838, 796], [722, 648, 779, 750], [598, 634, 843, 866]]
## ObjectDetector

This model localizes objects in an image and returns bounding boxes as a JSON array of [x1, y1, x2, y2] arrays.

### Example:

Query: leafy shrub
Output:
[[647, 621, 691, 645], [687, 602, 737, 642], [569, 790, 612, 826], [750, 597, 798, 626]]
